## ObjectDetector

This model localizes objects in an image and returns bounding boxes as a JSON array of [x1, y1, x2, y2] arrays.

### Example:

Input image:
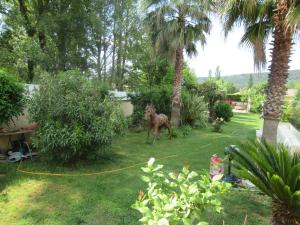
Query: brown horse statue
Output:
[[145, 104, 171, 144]]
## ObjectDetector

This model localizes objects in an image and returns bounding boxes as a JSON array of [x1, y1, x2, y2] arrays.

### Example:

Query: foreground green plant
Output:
[[29, 71, 127, 164], [132, 158, 231, 225], [231, 140, 300, 225]]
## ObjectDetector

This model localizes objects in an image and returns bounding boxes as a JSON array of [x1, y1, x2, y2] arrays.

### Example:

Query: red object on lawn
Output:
[[209, 154, 224, 179]]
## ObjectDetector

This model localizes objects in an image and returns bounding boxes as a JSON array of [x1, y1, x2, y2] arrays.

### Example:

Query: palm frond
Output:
[[145, 0, 212, 61], [232, 139, 300, 208]]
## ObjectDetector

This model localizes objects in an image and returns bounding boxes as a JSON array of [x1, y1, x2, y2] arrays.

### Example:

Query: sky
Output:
[[187, 17, 300, 77]]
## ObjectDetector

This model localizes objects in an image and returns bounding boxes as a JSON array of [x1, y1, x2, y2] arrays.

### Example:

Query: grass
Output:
[[0, 113, 270, 225]]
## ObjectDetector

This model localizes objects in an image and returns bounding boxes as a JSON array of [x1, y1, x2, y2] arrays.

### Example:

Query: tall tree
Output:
[[145, 0, 213, 127], [215, 65, 221, 80], [222, 0, 299, 144], [208, 69, 212, 78]]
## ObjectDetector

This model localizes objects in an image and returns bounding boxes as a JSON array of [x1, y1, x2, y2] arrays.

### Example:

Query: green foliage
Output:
[[170, 125, 193, 138], [182, 94, 208, 127], [215, 66, 221, 80], [129, 85, 173, 125], [242, 82, 267, 113], [198, 79, 225, 121], [226, 93, 244, 102], [130, 85, 208, 127], [0, 0, 143, 86], [198, 80, 225, 103], [0, 70, 25, 126], [215, 102, 233, 122], [281, 100, 292, 122], [145, 0, 212, 59], [28, 71, 126, 163], [289, 90, 300, 129], [128, 60, 196, 92], [181, 125, 192, 137], [132, 158, 231, 225], [216, 79, 238, 94], [231, 140, 300, 221], [212, 118, 224, 133], [170, 127, 180, 138]]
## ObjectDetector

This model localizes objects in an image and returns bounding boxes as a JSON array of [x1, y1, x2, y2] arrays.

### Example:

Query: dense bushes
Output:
[[129, 86, 172, 125], [242, 82, 266, 113], [182, 94, 207, 127], [198, 80, 225, 122], [29, 71, 126, 163], [215, 102, 233, 122], [226, 93, 244, 102], [130, 86, 207, 127], [0, 70, 25, 126]]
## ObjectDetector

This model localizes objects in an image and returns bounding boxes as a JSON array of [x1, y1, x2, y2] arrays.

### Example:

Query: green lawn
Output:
[[0, 113, 270, 225]]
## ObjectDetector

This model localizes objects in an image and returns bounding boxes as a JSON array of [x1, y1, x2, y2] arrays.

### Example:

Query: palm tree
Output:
[[222, 0, 299, 143], [230, 140, 300, 225], [145, 0, 213, 127]]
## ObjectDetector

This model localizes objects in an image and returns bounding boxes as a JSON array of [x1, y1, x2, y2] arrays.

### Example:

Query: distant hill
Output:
[[198, 69, 300, 88]]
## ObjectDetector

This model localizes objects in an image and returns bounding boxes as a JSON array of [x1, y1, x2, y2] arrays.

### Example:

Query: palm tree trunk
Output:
[[170, 47, 183, 127], [271, 202, 300, 225], [262, 0, 292, 144]]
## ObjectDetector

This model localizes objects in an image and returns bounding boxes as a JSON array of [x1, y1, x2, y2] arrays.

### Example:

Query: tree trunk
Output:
[[262, 0, 292, 144], [103, 39, 107, 81], [271, 201, 300, 225], [170, 47, 183, 127], [27, 59, 34, 83], [18, 0, 36, 82], [96, 35, 102, 80], [208, 101, 215, 123]]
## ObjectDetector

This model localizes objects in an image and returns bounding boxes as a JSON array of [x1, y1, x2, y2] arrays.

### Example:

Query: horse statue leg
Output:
[[152, 126, 158, 144]]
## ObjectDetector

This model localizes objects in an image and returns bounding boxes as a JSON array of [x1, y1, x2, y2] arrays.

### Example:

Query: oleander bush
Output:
[[29, 71, 126, 164]]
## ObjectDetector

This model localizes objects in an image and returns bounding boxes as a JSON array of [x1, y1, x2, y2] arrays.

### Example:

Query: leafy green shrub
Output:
[[29, 71, 126, 163], [132, 158, 231, 225], [0, 70, 25, 126], [226, 93, 244, 102], [170, 127, 180, 138], [215, 102, 233, 122], [181, 125, 192, 137], [198, 79, 225, 122], [130, 86, 208, 127], [182, 94, 208, 127], [281, 100, 292, 122], [129, 85, 172, 125], [216, 79, 237, 94], [242, 82, 266, 113]]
